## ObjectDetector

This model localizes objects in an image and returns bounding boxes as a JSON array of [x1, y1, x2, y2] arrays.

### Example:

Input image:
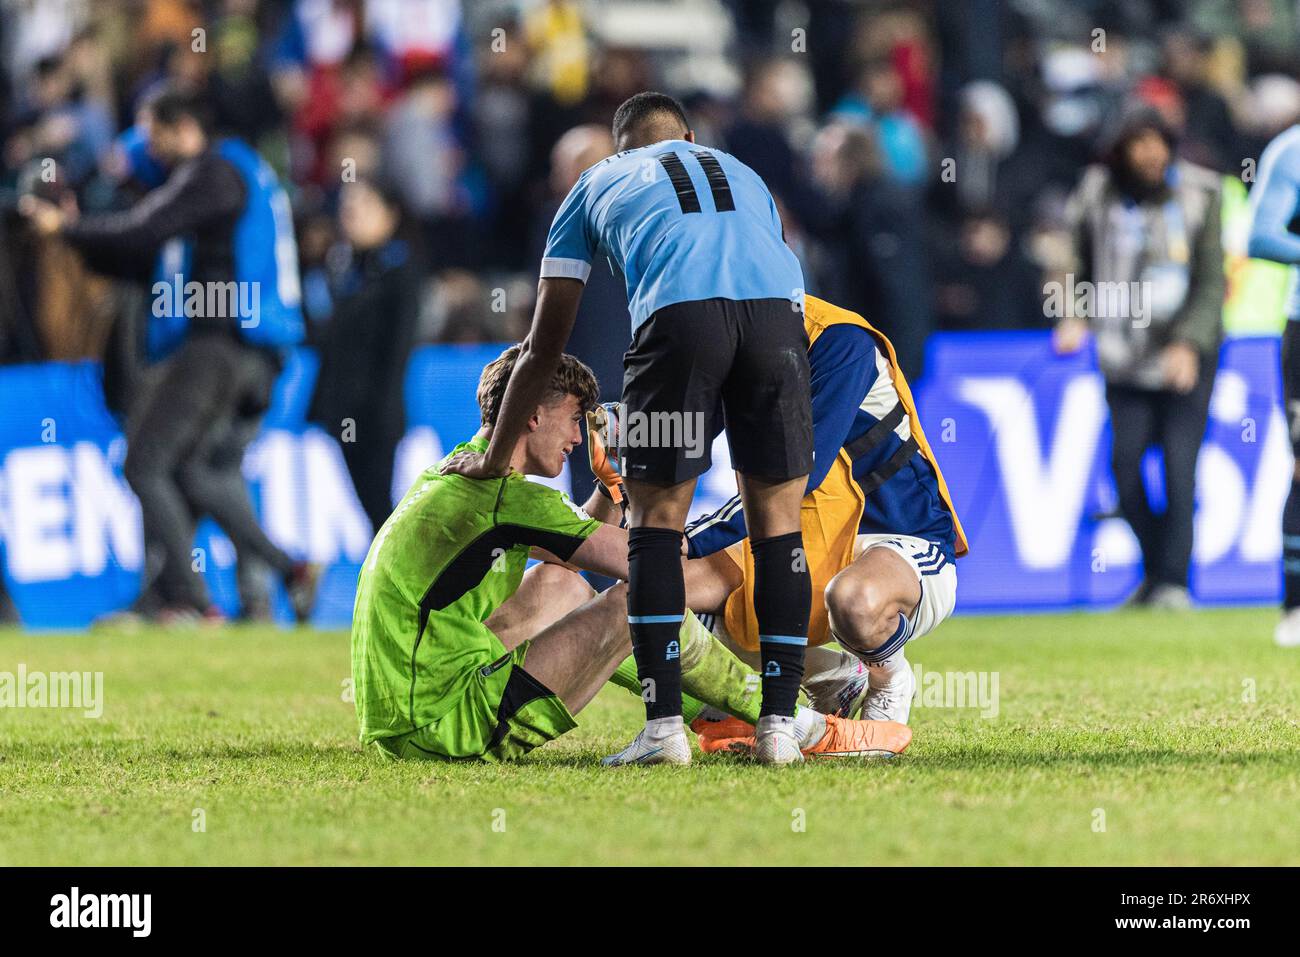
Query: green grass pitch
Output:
[[1, 607, 1297, 866]]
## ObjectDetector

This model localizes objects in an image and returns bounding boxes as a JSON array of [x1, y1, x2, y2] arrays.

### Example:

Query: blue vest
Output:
[[148, 139, 304, 359]]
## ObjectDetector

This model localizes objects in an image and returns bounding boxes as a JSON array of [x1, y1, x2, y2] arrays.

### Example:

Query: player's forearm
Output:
[[582, 486, 622, 526]]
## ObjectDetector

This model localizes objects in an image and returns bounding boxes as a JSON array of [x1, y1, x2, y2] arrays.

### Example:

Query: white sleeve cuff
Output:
[[540, 257, 592, 282]]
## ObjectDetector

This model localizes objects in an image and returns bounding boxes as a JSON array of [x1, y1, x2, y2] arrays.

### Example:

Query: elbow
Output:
[[517, 336, 563, 368]]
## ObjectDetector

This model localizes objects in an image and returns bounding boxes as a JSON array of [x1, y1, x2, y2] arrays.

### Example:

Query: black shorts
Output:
[[621, 297, 813, 485]]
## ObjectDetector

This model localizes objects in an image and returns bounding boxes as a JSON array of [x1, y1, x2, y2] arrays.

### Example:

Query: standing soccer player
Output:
[[442, 92, 814, 764], [1248, 122, 1300, 646]]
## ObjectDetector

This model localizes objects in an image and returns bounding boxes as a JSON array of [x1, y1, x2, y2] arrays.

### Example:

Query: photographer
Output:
[[1053, 106, 1224, 609], [20, 86, 319, 623]]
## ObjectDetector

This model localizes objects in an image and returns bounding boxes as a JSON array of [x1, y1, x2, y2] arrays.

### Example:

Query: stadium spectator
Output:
[[1159, 28, 1238, 172], [527, 123, 620, 508], [1053, 106, 1224, 609], [206, 0, 285, 150], [472, 18, 542, 271], [20, 85, 319, 622], [809, 120, 933, 378], [934, 209, 1045, 332], [937, 81, 1028, 224], [830, 56, 929, 186], [6, 50, 114, 188], [3, 0, 1287, 357], [1, 0, 1295, 625], [382, 64, 469, 267], [723, 58, 819, 225], [307, 175, 421, 534]]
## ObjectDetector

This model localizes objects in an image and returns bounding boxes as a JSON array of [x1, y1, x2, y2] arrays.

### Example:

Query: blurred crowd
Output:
[[3, 0, 1300, 381]]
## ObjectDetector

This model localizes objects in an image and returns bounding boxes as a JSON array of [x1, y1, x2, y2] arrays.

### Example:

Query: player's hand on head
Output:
[[439, 451, 510, 480]]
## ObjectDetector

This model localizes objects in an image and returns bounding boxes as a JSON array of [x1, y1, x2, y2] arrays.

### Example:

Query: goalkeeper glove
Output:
[[586, 402, 625, 506]]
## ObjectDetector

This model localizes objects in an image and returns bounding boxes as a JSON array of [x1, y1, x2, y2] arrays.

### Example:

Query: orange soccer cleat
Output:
[[690, 714, 756, 754], [691, 712, 911, 759], [803, 714, 912, 758]]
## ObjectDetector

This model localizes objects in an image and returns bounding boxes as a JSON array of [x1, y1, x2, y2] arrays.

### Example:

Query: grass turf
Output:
[[0, 607, 1297, 866]]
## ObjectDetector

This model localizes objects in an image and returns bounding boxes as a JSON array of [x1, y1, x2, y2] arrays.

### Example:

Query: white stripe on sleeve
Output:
[[540, 257, 592, 282]]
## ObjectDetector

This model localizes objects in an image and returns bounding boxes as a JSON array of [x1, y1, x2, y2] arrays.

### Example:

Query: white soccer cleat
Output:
[[754, 715, 805, 765], [863, 655, 916, 724], [601, 725, 691, 766], [1276, 608, 1300, 648]]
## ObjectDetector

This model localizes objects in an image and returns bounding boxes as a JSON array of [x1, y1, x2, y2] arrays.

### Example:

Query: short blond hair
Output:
[[476, 345, 600, 427]]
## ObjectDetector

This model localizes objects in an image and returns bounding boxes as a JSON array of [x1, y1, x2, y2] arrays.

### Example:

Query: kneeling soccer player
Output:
[[664, 295, 967, 751]]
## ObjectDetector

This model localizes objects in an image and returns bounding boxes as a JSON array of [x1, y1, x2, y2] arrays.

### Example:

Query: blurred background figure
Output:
[[528, 122, 617, 505], [383, 64, 470, 268], [1, 0, 1295, 622], [308, 175, 421, 534], [1053, 107, 1224, 610], [810, 120, 933, 378], [1, 0, 1284, 364], [19, 84, 317, 624]]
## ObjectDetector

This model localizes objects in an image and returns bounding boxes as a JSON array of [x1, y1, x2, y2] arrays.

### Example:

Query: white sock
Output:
[[644, 716, 684, 739], [868, 654, 909, 687]]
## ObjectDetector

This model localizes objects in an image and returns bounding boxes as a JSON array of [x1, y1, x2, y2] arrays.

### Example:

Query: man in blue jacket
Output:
[[22, 86, 317, 623]]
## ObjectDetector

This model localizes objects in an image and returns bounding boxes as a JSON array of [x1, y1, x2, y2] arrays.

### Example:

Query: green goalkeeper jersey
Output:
[[351, 435, 601, 743]]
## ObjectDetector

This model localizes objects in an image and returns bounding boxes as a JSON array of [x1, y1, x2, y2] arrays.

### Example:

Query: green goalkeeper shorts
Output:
[[372, 642, 577, 762]]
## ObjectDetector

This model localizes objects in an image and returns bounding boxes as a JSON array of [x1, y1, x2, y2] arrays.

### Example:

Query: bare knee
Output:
[[824, 573, 893, 653], [532, 562, 596, 611]]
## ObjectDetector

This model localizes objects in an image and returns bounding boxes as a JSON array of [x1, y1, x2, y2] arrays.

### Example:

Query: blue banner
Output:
[[0, 334, 1285, 628], [914, 332, 1285, 610]]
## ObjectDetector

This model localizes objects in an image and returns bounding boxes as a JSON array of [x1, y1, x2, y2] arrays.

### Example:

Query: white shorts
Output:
[[851, 533, 958, 642]]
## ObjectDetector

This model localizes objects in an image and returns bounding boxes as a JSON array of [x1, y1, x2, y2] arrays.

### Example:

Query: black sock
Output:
[[752, 531, 810, 718], [1285, 479, 1300, 609], [627, 526, 685, 721]]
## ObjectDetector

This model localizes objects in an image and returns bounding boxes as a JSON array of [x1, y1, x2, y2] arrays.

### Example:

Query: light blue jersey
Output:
[[1247, 124, 1300, 320], [541, 139, 804, 330]]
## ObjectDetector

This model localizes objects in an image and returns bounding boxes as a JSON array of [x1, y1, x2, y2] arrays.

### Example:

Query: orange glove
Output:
[[586, 405, 624, 505]]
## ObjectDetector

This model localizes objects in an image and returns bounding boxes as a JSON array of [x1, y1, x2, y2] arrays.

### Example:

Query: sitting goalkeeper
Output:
[[351, 345, 908, 762]]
